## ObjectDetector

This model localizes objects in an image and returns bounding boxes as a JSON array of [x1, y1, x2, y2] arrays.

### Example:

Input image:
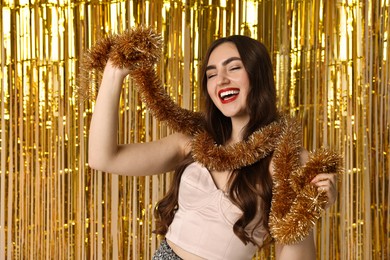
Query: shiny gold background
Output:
[[0, 0, 388, 259]]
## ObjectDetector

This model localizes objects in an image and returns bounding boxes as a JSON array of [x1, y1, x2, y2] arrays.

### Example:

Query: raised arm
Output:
[[88, 60, 191, 176]]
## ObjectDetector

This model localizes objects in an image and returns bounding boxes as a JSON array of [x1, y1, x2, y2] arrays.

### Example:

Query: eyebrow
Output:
[[206, 57, 242, 71]]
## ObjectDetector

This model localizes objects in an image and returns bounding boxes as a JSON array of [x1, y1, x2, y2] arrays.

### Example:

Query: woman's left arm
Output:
[[275, 230, 316, 260], [272, 148, 339, 259]]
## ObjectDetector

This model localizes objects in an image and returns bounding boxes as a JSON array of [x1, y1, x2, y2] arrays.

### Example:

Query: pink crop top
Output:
[[165, 162, 268, 260]]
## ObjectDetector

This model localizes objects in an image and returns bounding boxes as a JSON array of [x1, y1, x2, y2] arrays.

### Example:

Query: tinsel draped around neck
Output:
[[191, 115, 289, 171]]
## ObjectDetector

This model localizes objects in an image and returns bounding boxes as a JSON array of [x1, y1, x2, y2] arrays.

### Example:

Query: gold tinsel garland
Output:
[[191, 116, 287, 171], [268, 116, 343, 244], [79, 26, 343, 245]]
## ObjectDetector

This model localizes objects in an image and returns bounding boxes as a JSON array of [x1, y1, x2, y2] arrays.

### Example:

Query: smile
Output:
[[218, 88, 240, 104]]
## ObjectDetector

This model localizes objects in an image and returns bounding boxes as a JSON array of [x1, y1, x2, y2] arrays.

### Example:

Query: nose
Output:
[[216, 73, 230, 86]]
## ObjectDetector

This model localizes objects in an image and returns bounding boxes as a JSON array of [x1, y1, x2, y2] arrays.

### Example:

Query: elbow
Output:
[[88, 157, 98, 171], [88, 154, 101, 171], [87, 140, 118, 172], [88, 151, 109, 172]]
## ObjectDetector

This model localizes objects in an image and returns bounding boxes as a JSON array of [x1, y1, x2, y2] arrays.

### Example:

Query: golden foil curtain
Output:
[[0, 0, 388, 259]]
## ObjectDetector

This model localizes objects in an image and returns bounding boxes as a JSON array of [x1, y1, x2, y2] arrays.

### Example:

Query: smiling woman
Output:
[[1, 1, 388, 259], [206, 44, 250, 125], [86, 29, 341, 260]]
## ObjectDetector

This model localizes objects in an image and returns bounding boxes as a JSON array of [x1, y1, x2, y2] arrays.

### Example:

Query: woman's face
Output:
[[206, 42, 251, 122]]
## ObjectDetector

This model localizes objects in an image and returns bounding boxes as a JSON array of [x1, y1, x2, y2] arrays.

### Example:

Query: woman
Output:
[[88, 34, 337, 260]]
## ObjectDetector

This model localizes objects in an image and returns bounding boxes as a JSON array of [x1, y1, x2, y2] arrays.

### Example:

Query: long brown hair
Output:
[[154, 35, 278, 246]]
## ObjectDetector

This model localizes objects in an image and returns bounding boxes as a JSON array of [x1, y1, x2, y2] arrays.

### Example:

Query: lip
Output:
[[218, 88, 240, 104]]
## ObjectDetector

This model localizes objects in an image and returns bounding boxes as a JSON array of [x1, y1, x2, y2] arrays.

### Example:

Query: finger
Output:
[[311, 173, 336, 183], [311, 173, 337, 185], [317, 186, 336, 207], [313, 179, 334, 188], [317, 186, 329, 193], [317, 180, 338, 207]]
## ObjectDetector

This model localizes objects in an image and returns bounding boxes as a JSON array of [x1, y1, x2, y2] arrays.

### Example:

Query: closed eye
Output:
[[230, 66, 241, 71], [207, 73, 216, 79]]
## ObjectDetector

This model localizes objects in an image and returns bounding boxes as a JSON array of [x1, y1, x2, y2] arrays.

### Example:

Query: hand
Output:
[[310, 173, 338, 209], [104, 59, 131, 79]]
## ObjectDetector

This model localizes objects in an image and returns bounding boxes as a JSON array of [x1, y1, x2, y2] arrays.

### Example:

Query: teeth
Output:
[[220, 90, 239, 98]]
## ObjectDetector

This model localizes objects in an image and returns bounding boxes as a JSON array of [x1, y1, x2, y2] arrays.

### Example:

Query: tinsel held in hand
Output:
[[78, 26, 343, 245], [78, 27, 205, 135]]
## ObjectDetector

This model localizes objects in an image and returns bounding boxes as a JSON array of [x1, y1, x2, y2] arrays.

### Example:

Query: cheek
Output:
[[241, 83, 251, 104], [206, 82, 215, 98], [242, 78, 251, 97]]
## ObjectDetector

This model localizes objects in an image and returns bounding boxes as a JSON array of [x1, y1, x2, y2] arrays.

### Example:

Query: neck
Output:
[[228, 116, 249, 144]]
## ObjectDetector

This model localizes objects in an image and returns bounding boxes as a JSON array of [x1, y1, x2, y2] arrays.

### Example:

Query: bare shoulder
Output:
[[165, 132, 193, 157], [299, 147, 309, 165]]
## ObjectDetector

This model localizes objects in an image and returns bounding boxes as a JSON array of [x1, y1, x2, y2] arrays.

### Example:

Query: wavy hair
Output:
[[154, 35, 278, 246]]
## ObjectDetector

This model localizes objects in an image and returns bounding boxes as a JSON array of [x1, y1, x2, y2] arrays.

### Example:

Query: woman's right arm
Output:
[[88, 61, 191, 176]]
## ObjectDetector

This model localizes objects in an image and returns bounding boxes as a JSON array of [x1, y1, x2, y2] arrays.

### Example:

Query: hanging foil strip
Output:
[[0, 1, 388, 259]]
